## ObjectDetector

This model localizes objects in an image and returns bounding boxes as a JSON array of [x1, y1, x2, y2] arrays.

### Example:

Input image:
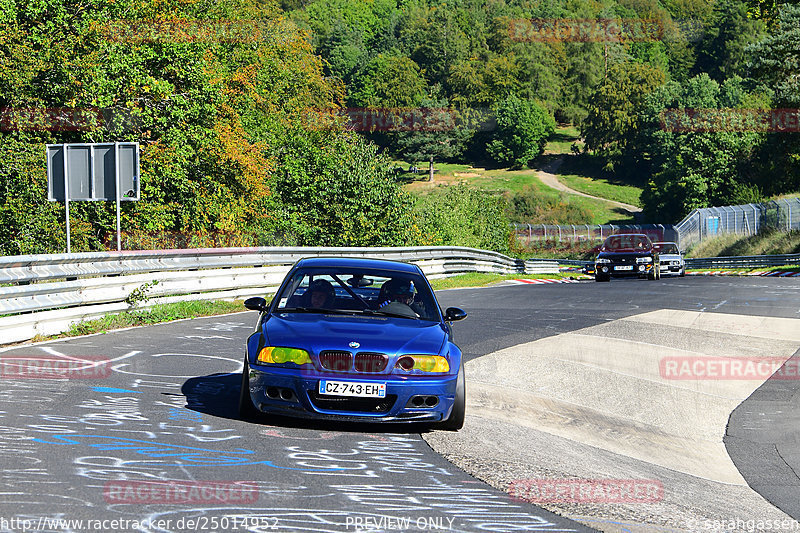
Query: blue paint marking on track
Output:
[[92, 387, 142, 394], [31, 434, 345, 471]]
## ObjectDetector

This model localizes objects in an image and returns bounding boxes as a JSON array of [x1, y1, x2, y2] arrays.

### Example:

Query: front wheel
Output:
[[679, 267, 686, 277], [440, 363, 465, 431], [238, 358, 260, 420]]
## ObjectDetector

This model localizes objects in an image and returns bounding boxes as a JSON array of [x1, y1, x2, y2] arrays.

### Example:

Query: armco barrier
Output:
[[0, 246, 559, 345], [685, 254, 800, 270]]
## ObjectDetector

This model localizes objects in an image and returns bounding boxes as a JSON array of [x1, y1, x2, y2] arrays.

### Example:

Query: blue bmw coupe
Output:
[[239, 257, 468, 430]]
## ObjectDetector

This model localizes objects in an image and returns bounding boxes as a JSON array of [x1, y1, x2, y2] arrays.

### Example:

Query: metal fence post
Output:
[[698, 212, 702, 242], [784, 199, 792, 231], [753, 204, 758, 234]]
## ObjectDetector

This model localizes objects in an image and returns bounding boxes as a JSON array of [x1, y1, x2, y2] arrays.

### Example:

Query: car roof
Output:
[[294, 256, 421, 274], [653, 241, 678, 245]]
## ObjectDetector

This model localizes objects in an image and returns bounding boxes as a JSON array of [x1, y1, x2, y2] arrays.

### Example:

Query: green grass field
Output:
[[399, 125, 644, 226], [554, 154, 643, 207], [407, 165, 636, 225], [544, 125, 582, 154]]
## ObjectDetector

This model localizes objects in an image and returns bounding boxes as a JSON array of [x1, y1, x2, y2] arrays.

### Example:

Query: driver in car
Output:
[[379, 279, 425, 317]]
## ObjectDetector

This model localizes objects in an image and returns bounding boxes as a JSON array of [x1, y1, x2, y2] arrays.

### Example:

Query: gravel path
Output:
[[537, 157, 642, 214]]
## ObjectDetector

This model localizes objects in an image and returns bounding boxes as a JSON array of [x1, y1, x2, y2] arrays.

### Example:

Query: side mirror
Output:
[[444, 307, 467, 322], [244, 297, 268, 312]]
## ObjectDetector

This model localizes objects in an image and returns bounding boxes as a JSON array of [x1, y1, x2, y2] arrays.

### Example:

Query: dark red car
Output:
[[594, 234, 660, 282]]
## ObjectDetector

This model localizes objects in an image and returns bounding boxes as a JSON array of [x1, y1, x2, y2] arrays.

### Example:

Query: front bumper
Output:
[[247, 364, 458, 423], [660, 262, 684, 274], [595, 262, 656, 277]]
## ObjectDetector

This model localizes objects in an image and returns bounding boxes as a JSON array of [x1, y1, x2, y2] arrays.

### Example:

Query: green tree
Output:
[[486, 95, 555, 169], [348, 54, 428, 108], [638, 75, 765, 221], [414, 184, 511, 252], [393, 100, 475, 181], [582, 61, 666, 174], [746, 3, 800, 195], [269, 130, 424, 246], [693, 0, 766, 81]]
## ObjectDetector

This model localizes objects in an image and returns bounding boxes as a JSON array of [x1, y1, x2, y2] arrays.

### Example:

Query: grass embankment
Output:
[[544, 125, 582, 154], [26, 271, 590, 343], [401, 126, 642, 226], [554, 155, 642, 208], [686, 229, 800, 258], [406, 165, 637, 225], [429, 271, 582, 290], [34, 300, 247, 342]]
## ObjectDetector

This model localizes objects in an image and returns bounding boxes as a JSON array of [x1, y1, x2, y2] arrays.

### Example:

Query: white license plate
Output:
[[318, 380, 386, 398], [614, 265, 634, 271]]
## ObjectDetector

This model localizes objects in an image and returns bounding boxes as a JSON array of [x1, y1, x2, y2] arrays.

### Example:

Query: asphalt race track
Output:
[[1, 276, 799, 533]]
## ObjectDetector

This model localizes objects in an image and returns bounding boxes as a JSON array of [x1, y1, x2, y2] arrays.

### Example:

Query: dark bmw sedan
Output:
[[594, 234, 660, 282], [239, 257, 468, 430]]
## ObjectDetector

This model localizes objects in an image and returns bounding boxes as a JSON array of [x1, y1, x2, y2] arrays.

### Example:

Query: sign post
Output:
[[47, 142, 140, 252]]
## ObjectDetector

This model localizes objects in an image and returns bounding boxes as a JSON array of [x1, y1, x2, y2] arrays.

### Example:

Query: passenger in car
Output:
[[305, 279, 335, 308]]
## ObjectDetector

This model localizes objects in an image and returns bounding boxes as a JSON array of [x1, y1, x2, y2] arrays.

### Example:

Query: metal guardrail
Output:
[[685, 254, 800, 270], [0, 246, 560, 345]]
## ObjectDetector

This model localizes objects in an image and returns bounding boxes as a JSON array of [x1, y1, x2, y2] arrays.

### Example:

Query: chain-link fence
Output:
[[675, 198, 800, 250], [512, 224, 679, 245], [513, 197, 800, 251]]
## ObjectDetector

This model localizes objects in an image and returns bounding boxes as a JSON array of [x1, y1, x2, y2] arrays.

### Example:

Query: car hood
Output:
[[597, 250, 653, 258], [658, 253, 683, 261], [263, 313, 447, 356]]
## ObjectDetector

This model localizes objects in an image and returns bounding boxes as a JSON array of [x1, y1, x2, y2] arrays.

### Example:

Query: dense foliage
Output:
[[2, 0, 800, 255], [486, 95, 555, 169], [0, 0, 427, 254]]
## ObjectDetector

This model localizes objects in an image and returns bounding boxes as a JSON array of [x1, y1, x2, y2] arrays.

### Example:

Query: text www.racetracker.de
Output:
[[0, 516, 280, 532]]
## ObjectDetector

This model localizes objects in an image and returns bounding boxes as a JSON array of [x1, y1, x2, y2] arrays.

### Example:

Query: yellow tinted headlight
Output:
[[257, 347, 311, 366], [401, 355, 449, 373]]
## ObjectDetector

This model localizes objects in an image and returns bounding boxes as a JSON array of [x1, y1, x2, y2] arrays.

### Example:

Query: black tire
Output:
[[440, 363, 465, 431], [238, 358, 260, 420], [679, 267, 686, 277]]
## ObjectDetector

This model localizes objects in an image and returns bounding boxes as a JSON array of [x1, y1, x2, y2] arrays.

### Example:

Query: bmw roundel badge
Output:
[[349, 341, 360, 349]]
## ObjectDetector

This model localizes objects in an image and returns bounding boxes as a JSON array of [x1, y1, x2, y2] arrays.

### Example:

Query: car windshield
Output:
[[602, 235, 652, 251], [274, 267, 439, 321], [654, 243, 679, 254]]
